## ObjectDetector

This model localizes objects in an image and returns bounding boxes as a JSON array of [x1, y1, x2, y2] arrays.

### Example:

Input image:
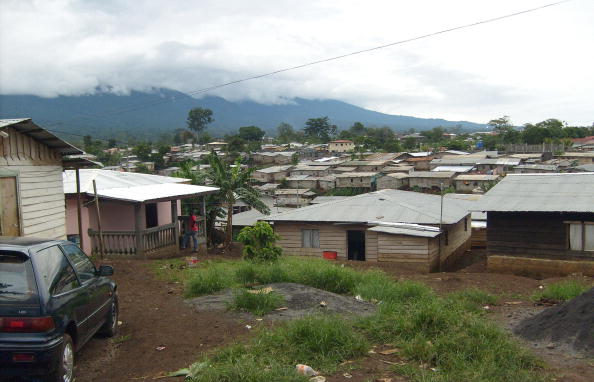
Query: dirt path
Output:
[[75, 258, 248, 382]]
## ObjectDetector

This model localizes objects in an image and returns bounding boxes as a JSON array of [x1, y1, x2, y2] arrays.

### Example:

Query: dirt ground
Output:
[[68, 250, 594, 382]]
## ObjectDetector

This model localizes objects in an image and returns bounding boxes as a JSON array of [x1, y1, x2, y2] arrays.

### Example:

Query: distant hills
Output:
[[0, 88, 485, 140]]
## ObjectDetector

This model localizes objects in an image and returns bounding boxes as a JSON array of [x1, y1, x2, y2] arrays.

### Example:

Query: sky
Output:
[[0, 0, 593, 126]]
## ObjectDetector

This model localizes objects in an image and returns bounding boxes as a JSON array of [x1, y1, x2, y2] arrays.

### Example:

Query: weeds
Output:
[[532, 279, 592, 301], [228, 288, 285, 316]]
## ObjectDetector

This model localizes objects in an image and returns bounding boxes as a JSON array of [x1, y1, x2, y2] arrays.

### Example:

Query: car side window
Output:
[[36, 246, 80, 296], [61, 245, 96, 283]]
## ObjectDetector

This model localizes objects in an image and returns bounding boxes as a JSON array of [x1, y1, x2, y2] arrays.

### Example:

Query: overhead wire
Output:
[[42, 0, 573, 144]]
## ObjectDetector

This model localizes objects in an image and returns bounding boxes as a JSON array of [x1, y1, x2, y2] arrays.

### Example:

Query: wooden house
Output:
[[252, 165, 293, 183], [335, 172, 378, 189], [0, 118, 87, 239], [556, 151, 594, 165], [290, 164, 331, 177], [476, 173, 594, 277], [341, 160, 389, 172], [377, 173, 409, 190], [265, 190, 471, 271], [408, 171, 455, 190], [453, 174, 500, 193], [274, 189, 316, 207], [513, 164, 558, 174]]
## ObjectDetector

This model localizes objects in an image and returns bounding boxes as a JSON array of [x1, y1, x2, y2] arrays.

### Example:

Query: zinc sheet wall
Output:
[[0, 127, 66, 239]]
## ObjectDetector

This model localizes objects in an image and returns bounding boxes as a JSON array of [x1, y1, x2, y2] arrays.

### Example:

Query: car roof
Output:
[[0, 236, 69, 253]]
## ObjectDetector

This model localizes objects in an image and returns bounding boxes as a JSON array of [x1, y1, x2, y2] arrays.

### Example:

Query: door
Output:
[[0, 176, 21, 236], [347, 230, 366, 261], [145, 203, 158, 228]]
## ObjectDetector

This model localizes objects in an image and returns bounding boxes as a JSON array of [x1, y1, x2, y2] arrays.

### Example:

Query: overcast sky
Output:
[[1, 0, 592, 126]]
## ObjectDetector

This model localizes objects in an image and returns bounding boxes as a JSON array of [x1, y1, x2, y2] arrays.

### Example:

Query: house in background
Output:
[[265, 189, 471, 272], [63, 169, 218, 257], [475, 173, 594, 276], [274, 189, 316, 207], [377, 173, 409, 190], [252, 165, 293, 183], [453, 174, 500, 193], [408, 171, 455, 190], [335, 172, 378, 189], [0, 118, 91, 239], [328, 140, 354, 152]]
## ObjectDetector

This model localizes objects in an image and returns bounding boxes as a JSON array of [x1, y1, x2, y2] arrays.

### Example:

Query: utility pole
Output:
[[438, 182, 444, 272]]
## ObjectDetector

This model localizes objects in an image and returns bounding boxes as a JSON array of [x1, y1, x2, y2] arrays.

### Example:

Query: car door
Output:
[[60, 244, 111, 335]]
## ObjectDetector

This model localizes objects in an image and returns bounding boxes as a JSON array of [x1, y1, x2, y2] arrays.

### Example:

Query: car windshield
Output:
[[0, 251, 39, 303]]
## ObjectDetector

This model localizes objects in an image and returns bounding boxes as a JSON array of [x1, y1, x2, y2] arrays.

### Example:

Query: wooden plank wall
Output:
[[0, 126, 66, 239], [487, 211, 594, 260], [376, 232, 430, 271], [440, 214, 472, 265]]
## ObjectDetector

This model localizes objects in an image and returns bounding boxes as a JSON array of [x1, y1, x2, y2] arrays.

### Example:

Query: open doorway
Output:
[[145, 203, 158, 228], [347, 230, 365, 261]]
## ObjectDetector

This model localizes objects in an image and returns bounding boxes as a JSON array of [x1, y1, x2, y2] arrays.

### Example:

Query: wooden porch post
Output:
[[135, 203, 145, 258], [75, 169, 84, 251], [202, 196, 207, 256], [171, 199, 179, 251]]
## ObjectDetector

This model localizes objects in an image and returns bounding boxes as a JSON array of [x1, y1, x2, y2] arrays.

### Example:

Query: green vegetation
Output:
[[531, 279, 592, 302], [228, 288, 286, 316], [236, 222, 283, 262], [161, 257, 547, 381]]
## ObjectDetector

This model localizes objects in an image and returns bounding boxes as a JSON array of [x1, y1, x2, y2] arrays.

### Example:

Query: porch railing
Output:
[[88, 223, 177, 257]]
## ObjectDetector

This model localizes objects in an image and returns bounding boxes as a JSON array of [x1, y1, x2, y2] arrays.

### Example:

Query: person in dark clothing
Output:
[[182, 210, 199, 252]]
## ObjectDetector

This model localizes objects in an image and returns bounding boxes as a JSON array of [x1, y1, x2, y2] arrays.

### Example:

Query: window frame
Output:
[[60, 244, 97, 285], [565, 221, 594, 252], [34, 245, 81, 297], [301, 229, 320, 248]]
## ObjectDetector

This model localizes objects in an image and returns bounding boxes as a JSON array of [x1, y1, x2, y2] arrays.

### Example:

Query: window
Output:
[[568, 222, 594, 251], [62, 244, 96, 283], [36, 246, 80, 295], [301, 229, 320, 248]]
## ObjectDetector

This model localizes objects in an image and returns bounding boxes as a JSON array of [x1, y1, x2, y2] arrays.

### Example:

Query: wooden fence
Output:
[[88, 223, 178, 258]]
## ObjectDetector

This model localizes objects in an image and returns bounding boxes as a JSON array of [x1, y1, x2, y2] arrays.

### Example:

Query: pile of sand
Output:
[[514, 287, 594, 356], [185, 282, 377, 320]]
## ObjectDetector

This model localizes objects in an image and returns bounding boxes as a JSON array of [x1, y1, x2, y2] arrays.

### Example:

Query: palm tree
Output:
[[207, 151, 269, 247], [174, 161, 225, 247]]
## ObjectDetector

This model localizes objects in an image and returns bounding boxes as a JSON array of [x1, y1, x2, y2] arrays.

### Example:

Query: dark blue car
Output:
[[0, 237, 118, 382]]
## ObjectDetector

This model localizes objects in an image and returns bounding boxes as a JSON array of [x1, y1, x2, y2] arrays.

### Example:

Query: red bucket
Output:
[[323, 251, 337, 260]]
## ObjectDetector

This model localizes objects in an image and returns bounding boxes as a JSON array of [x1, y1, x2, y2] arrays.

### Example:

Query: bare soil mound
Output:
[[185, 282, 377, 320], [514, 287, 594, 356]]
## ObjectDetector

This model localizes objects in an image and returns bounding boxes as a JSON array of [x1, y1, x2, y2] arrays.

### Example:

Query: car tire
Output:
[[98, 295, 119, 337], [47, 333, 74, 382]]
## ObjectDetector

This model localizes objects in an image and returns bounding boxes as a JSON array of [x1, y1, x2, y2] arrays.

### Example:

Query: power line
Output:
[[45, 0, 573, 139]]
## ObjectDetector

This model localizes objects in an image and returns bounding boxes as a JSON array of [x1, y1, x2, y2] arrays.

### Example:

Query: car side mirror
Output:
[[97, 265, 114, 276]]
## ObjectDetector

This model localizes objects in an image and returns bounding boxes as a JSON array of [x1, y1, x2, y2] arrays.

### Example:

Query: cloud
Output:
[[0, 0, 592, 125]]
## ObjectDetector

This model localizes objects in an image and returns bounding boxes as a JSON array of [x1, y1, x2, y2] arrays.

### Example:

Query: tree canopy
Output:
[[187, 107, 214, 133], [238, 125, 265, 142], [304, 116, 337, 142]]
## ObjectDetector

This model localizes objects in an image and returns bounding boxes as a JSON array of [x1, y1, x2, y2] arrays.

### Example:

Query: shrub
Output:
[[237, 222, 283, 262], [531, 279, 591, 301], [228, 288, 285, 316]]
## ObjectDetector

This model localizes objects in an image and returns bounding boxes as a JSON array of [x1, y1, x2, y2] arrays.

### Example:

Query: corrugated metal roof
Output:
[[226, 206, 294, 226], [455, 174, 500, 181], [474, 173, 594, 212], [335, 172, 379, 178], [368, 225, 440, 238], [311, 196, 350, 204], [514, 164, 557, 171], [96, 183, 219, 203], [431, 166, 474, 173], [63, 169, 190, 194], [1, 118, 84, 156], [274, 189, 316, 195], [265, 189, 469, 225], [408, 171, 455, 178], [255, 165, 293, 173]]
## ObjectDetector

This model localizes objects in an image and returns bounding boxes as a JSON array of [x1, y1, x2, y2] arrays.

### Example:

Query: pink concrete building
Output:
[[63, 170, 218, 257]]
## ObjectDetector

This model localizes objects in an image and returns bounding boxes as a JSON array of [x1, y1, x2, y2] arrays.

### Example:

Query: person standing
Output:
[[182, 210, 199, 252]]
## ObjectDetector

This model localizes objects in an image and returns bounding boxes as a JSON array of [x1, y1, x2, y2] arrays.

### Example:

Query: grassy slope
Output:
[[152, 257, 548, 382]]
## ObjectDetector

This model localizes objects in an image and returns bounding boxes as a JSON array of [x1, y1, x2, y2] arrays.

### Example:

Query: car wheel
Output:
[[47, 334, 74, 382], [98, 295, 119, 337]]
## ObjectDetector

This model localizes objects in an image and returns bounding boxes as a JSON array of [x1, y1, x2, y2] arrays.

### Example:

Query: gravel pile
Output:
[[514, 287, 594, 356]]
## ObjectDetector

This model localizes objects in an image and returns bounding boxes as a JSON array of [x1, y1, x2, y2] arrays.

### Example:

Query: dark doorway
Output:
[[347, 230, 365, 261], [145, 203, 158, 228]]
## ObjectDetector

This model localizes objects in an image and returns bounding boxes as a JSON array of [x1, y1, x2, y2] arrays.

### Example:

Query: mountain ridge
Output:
[[0, 88, 485, 139]]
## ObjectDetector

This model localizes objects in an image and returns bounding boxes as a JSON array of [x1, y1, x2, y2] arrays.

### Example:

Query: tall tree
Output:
[[276, 122, 295, 143], [207, 152, 269, 247], [187, 108, 214, 133], [238, 125, 265, 142], [304, 116, 337, 142], [132, 142, 152, 161]]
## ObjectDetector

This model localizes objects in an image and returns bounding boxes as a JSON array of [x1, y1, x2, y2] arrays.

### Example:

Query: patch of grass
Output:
[[447, 288, 498, 312], [185, 263, 235, 297], [188, 315, 368, 382], [228, 288, 286, 316], [532, 279, 591, 301], [112, 334, 132, 344]]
